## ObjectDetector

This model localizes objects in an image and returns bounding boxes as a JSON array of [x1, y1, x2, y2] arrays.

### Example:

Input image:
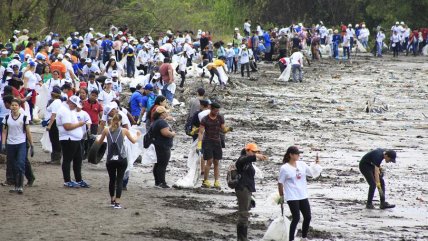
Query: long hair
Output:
[[282, 152, 291, 163], [109, 114, 122, 132], [148, 95, 166, 121]]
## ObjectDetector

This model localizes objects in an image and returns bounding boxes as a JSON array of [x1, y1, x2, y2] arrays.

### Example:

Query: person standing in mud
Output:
[[359, 148, 396, 209], [235, 143, 268, 241], [197, 102, 232, 188], [278, 146, 321, 241]]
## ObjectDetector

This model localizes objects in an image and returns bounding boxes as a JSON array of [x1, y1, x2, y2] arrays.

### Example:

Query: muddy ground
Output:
[[1, 53, 427, 241]]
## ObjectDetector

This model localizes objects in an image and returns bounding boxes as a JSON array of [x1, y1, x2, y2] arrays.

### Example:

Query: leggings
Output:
[[49, 121, 62, 154], [287, 198, 311, 241], [241, 63, 250, 77], [106, 161, 127, 199], [60, 140, 82, 183], [153, 145, 171, 185]]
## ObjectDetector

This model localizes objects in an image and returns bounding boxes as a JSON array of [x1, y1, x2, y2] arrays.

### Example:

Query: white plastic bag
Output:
[[40, 131, 52, 153], [263, 215, 290, 241], [308, 163, 323, 178], [253, 163, 264, 179], [277, 64, 291, 82], [141, 144, 157, 165], [217, 67, 229, 84], [174, 140, 201, 188]]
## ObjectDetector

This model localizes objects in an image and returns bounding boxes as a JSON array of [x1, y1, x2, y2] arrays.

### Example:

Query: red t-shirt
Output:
[[159, 63, 173, 84], [82, 100, 103, 124]]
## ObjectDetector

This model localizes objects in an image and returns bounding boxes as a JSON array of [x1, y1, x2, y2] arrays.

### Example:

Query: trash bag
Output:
[[40, 131, 52, 153], [141, 144, 157, 165], [217, 67, 229, 85], [308, 163, 323, 178], [174, 140, 201, 188], [253, 163, 264, 179], [277, 64, 291, 82], [125, 126, 145, 171], [262, 215, 290, 241]]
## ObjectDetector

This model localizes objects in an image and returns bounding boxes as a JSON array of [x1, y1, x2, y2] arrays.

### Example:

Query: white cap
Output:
[[241, 44, 246, 49], [89, 27, 94, 31], [103, 102, 118, 116], [396, 21, 399, 25], [105, 78, 113, 84], [1, 50, 8, 55], [75, 32, 79, 36], [166, 30, 172, 35], [154, 48, 159, 53], [227, 42, 232, 46], [14, 30, 20, 34], [65, 53, 72, 58], [22, 29, 29, 33], [26, 54, 32, 59], [121, 36, 126, 41], [118, 31, 123, 35], [85, 58, 92, 63], [355, 24, 359, 27], [348, 24, 352, 27], [400, 21, 404, 25], [362, 24, 366, 28], [234, 27, 239, 31], [111, 70, 118, 77], [144, 43, 150, 49], [69, 95, 82, 108], [109, 55, 116, 61], [57, 54, 64, 59]]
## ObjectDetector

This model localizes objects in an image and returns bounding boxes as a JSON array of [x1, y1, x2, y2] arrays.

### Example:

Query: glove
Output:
[[190, 126, 199, 136], [223, 126, 233, 133], [277, 196, 284, 204], [196, 141, 202, 154], [30, 145, 34, 157]]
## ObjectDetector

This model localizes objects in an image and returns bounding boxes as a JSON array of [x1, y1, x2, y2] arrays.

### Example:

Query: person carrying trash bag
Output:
[[277, 146, 322, 241], [235, 143, 268, 241], [359, 148, 396, 210]]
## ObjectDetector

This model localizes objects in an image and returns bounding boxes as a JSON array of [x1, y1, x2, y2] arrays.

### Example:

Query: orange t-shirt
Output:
[[24, 48, 34, 58]]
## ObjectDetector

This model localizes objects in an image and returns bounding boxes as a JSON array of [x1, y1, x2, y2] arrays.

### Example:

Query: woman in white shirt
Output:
[[22, 61, 40, 122], [98, 79, 116, 105], [2, 98, 34, 194], [278, 146, 321, 241], [45, 86, 64, 164]]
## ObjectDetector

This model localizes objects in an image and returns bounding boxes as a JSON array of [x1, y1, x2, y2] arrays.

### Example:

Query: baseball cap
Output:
[[29, 61, 36, 67], [153, 73, 161, 79], [13, 54, 20, 59], [103, 103, 118, 116], [245, 143, 260, 152], [197, 87, 205, 96], [57, 54, 64, 59], [241, 44, 246, 49], [85, 58, 92, 63], [111, 70, 118, 77], [14, 30, 20, 34], [52, 42, 60, 48], [52, 86, 61, 95], [89, 27, 94, 31], [69, 95, 82, 108], [210, 102, 221, 109], [234, 27, 239, 31], [144, 83, 154, 91], [105, 78, 113, 84], [286, 146, 303, 155], [199, 99, 211, 106], [65, 53, 72, 58], [385, 150, 396, 163], [1, 50, 8, 55], [36, 53, 45, 60]]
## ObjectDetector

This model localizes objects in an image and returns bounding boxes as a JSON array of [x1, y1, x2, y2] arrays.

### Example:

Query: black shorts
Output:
[[202, 140, 222, 160]]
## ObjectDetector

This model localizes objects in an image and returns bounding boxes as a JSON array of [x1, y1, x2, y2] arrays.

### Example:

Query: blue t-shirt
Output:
[[101, 40, 113, 53], [129, 91, 144, 117], [332, 34, 341, 44], [263, 32, 271, 47]]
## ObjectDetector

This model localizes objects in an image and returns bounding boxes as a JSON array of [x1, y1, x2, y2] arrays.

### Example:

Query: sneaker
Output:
[[380, 202, 395, 209], [64, 181, 80, 188], [77, 180, 90, 188], [160, 183, 170, 189], [114, 203, 122, 209], [17, 187, 23, 194], [202, 180, 211, 188], [9, 187, 17, 193], [154, 183, 161, 188], [110, 200, 116, 207], [214, 180, 221, 189], [366, 203, 375, 209]]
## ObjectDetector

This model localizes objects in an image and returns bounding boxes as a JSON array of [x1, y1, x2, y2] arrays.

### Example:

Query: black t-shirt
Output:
[[201, 114, 224, 142], [360, 148, 385, 167], [152, 119, 173, 149], [235, 154, 256, 192]]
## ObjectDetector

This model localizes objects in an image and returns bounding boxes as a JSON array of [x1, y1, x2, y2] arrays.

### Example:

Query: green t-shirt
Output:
[[43, 73, 52, 83], [1, 57, 12, 68]]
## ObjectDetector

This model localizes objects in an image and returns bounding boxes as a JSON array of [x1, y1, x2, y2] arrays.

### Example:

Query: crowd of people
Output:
[[0, 19, 407, 240]]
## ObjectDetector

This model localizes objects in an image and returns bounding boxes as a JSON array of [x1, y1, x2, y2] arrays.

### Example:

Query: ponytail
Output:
[[109, 114, 122, 132], [282, 152, 290, 163]]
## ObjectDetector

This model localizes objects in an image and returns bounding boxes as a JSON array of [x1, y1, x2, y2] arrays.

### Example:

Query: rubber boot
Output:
[[237, 224, 248, 241]]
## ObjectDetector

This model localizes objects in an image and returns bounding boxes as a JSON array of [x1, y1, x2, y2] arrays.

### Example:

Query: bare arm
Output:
[[197, 125, 205, 142], [63, 121, 84, 131], [168, 68, 174, 82], [2, 126, 7, 146], [374, 166, 381, 184], [96, 128, 108, 144], [47, 113, 57, 130], [123, 128, 141, 144], [25, 125, 33, 146], [278, 183, 284, 197]]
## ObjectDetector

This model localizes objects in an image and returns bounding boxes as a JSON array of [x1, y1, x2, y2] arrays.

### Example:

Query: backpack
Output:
[[146, 94, 156, 113], [4, 114, 28, 136], [143, 125, 155, 148], [107, 128, 125, 162], [227, 162, 240, 189]]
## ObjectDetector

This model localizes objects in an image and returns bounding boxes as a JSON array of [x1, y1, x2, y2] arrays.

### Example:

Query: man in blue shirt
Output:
[[263, 30, 272, 61], [129, 85, 145, 121], [101, 35, 113, 63], [359, 148, 397, 209]]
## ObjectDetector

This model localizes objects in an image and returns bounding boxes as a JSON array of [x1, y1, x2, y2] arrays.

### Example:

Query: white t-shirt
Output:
[[84, 32, 93, 45], [3, 113, 28, 145], [44, 78, 65, 93], [129, 74, 150, 89], [99, 90, 116, 104], [244, 22, 251, 33], [76, 110, 92, 138], [101, 110, 131, 128], [45, 99, 63, 121], [83, 64, 101, 76], [62, 59, 74, 80], [239, 49, 250, 64], [278, 161, 313, 201], [198, 109, 210, 122], [24, 70, 39, 90], [87, 81, 102, 93], [290, 52, 304, 66], [56, 105, 83, 141]]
